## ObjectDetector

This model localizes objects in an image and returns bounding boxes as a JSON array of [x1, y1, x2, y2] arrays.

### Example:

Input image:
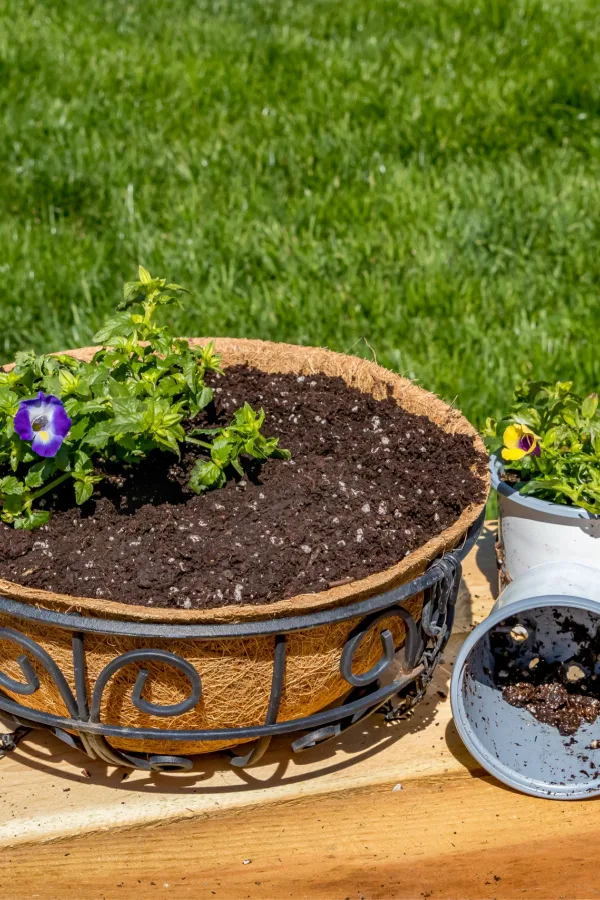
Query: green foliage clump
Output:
[[484, 381, 600, 514], [0, 268, 289, 529]]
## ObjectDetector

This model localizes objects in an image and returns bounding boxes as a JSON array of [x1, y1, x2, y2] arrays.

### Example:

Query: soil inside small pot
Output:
[[491, 616, 600, 736], [0, 366, 487, 610]]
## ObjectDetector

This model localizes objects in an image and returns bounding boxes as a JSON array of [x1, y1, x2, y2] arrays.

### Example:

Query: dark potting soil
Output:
[[503, 682, 600, 736], [0, 367, 487, 610], [492, 615, 600, 736]]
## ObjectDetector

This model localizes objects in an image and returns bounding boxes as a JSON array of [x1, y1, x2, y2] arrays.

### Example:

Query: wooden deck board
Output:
[[2, 521, 597, 899]]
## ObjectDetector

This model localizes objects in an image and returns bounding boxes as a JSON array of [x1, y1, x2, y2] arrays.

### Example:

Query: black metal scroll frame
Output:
[[0, 510, 484, 773]]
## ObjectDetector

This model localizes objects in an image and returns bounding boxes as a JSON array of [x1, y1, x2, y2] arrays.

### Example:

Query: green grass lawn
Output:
[[1, 0, 599, 428]]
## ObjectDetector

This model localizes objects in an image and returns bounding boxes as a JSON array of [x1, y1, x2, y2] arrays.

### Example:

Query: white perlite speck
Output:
[[301, 544, 311, 554], [356, 528, 364, 543], [361, 502, 370, 514], [234, 584, 243, 602]]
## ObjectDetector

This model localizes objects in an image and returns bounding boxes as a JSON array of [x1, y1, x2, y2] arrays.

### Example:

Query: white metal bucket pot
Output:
[[451, 562, 600, 800], [490, 454, 600, 580]]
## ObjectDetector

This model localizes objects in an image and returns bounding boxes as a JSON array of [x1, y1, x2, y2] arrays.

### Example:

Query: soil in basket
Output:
[[0, 367, 487, 610]]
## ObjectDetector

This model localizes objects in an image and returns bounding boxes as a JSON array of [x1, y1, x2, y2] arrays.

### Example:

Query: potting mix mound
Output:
[[0, 366, 487, 610]]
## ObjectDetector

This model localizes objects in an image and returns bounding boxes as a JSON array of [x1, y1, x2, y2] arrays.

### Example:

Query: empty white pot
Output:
[[490, 453, 600, 580]]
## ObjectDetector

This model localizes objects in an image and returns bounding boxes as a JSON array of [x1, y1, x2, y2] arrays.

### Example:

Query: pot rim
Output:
[[0, 338, 489, 624], [490, 452, 600, 521]]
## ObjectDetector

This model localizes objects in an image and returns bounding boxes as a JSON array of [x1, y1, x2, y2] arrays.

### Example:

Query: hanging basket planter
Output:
[[0, 340, 488, 770]]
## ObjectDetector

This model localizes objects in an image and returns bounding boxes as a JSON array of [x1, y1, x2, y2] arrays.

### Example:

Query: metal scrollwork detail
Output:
[[340, 606, 423, 688], [0, 627, 78, 715], [90, 648, 202, 722]]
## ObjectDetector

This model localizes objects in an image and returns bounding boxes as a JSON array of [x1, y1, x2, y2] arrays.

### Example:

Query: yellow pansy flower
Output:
[[501, 424, 541, 461]]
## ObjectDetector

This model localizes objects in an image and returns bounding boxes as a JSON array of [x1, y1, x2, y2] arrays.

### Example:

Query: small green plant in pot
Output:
[[0, 266, 289, 530], [484, 381, 600, 582]]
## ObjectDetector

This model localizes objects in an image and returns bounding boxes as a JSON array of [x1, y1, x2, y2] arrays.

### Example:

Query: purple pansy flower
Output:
[[14, 392, 72, 458], [519, 432, 541, 457]]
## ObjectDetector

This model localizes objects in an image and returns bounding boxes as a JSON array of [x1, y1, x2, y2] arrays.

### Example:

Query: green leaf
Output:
[[582, 393, 599, 420], [138, 265, 152, 284], [74, 480, 94, 505], [0, 388, 19, 415], [0, 475, 24, 497], [210, 436, 235, 466], [93, 312, 134, 344], [189, 460, 226, 494], [24, 461, 51, 488], [482, 417, 497, 438], [73, 449, 93, 472], [2, 493, 26, 516], [13, 349, 37, 372], [189, 386, 214, 415], [269, 445, 291, 461], [68, 416, 92, 441], [53, 354, 81, 371], [14, 509, 50, 530], [231, 457, 245, 477], [83, 421, 113, 450], [58, 369, 82, 396], [123, 280, 142, 301]]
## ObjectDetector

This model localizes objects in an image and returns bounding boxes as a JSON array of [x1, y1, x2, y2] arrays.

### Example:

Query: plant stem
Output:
[[30, 472, 72, 501], [185, 437, 213, 449]]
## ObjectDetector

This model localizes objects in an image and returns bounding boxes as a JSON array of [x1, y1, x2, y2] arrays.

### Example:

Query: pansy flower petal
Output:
[[45, 396, 72, 439], [13, 403, 35, 441], [518, 433, 536, 452], [503, 425, 521, 449], [31, 430, 65, 458], [502, 447, 526, 461]]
